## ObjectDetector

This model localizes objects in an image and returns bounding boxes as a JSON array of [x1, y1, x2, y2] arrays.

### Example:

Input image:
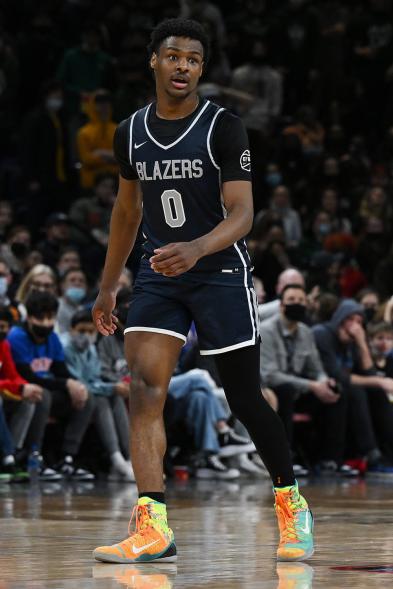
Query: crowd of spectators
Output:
[[2, 0, 393, 483]]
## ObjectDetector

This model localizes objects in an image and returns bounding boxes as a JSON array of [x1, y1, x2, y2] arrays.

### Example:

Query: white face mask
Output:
[[0, 276, 8, 297]]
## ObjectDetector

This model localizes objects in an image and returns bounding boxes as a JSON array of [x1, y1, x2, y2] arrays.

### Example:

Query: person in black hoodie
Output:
[[313, 299, 393, 474]]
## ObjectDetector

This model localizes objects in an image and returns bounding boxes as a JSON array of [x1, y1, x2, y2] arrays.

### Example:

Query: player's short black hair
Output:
[[280, 284, 306, 301], [25, 291, 58, 319], [71, 308, 94, 328], [148, 18, 210, 63]]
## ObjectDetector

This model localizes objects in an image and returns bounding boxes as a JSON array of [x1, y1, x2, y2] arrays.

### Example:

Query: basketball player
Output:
[[92, 18, 314, 564]]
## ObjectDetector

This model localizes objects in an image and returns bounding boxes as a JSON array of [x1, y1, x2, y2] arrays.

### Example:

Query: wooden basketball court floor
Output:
[[1, 477, 393, 588]]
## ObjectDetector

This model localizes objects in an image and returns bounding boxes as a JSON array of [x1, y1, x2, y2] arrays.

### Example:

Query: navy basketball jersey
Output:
[[128, 99, 251, 273]]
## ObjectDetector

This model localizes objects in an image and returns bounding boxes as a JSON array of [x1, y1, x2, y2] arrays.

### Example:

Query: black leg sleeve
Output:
[[214, 343, 295, 487]]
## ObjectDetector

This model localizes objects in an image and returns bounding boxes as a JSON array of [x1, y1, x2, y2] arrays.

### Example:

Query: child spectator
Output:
[[8, 291, 95, 480], [62, 308, 134, 481], [0, 305, 53, 481], [56, 267, 88, 334]]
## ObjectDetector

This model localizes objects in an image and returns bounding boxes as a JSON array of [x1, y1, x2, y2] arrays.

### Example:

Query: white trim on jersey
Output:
[[200, 338, 256, 355], [234, 242, 257, 343], [128, 112, 136, 166], [143, 100, 211, 150], [123, 326, 187, 343], [207, 107, 225, 170]]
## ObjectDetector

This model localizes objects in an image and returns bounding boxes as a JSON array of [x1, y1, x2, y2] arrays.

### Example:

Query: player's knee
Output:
[[130, 373, 165, 415]]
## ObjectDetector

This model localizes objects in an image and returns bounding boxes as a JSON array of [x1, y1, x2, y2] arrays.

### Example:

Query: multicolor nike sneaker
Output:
[[274, 482, 314, 562], [93, 497, 177, 564]]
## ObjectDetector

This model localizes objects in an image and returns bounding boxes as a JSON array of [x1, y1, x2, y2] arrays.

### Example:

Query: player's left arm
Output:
[[150, 112, 253, 277]]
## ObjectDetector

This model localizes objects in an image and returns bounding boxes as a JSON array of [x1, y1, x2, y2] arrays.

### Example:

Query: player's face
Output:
[[150, 36, 204, 99]]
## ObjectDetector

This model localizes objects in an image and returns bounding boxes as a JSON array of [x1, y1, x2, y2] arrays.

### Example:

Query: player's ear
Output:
[[150, 52, 157, 71]]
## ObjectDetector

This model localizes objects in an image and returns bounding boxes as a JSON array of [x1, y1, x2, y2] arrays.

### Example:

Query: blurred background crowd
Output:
[[2, 0, 393, 484]]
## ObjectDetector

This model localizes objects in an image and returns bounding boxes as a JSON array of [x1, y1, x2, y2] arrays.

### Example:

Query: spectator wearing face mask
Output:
[[260, 284, 351, 477], [7, 291, 95, 480], [356, 288, 380, 326], [0, 306, 51, 481], [56, 267, 88, 334], [0, 226, 32, 278], [61, 308, 134, 482]]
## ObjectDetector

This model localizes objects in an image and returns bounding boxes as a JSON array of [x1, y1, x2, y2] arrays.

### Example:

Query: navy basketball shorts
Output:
[[125, 259, 260, 355]]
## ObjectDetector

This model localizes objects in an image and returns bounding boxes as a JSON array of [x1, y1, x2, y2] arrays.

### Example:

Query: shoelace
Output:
[[126, 504, 168, 543], [276, 493, 301, 543]]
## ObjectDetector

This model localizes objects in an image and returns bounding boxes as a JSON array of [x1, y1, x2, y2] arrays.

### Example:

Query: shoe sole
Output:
[[93, 553, 177, 563], [219, 443, 256, 458], [93, 543, 177, 564], [277, 547, 315, 562]]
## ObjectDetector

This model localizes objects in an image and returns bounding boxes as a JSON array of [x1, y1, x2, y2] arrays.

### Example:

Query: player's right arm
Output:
[[92, 176, 142, 336]]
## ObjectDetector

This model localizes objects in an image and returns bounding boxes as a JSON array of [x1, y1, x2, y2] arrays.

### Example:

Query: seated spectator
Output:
[[76, 90, 117, 189], [319, 188, 351, 234], [0, 258, 22, 321], [37, 212, 76, 268], [16, 264, 58, 319], [62, 309, 134, 482], [313, 299, 393, 473], [269, 185, 302, 248], [358, 186, 393, 229], [0, 306, 52, 481], [56, 268, 88, 334], [56, 247, 81, 278], [0, 225, 32, 278], [231, 37, 283, 133], [356, 288, 380, 326], [8, 291, 95, 480], [69, 173, 116, 247], [368, 322, 393, 385], [20, 80, 71, 219], [258, 267, 305, 322], [260, 284, 351, 476], [298, 210, 335, 267], [0, 201, 13, 242], [282, 106, 325, 157], [0, 396, 22, 483]]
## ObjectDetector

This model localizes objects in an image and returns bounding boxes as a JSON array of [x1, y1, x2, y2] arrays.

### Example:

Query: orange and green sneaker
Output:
[[274, 482, 314, 562], [93, 497, 177, 564]]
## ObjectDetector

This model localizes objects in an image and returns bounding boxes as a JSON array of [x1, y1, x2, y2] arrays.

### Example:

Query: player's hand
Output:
[[92, 289, 118, 336], [150, 242, 202, 276]]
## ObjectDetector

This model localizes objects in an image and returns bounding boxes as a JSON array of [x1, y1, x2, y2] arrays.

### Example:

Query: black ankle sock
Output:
[[139, 491, 165, 504]]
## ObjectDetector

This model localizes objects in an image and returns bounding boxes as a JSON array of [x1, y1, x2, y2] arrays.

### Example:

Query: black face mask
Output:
[[11, 242, 29, 258], [364, 307, 376, 324], [31, 324, 53, 339], [0, 331, 7, 341], [284, 303, 307, 322]]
